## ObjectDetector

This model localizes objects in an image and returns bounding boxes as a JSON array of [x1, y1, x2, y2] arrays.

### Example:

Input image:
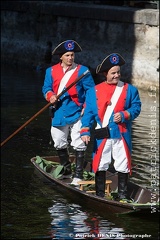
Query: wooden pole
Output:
[[1, 70, 89, 147]]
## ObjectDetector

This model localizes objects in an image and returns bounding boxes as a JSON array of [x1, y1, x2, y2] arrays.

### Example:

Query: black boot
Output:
[[71, 151, 85, 185], [57, 149, 71, 176], [118, 172, 128, 200], [95, 171, 106, 197], [75, 151, 85, 179]]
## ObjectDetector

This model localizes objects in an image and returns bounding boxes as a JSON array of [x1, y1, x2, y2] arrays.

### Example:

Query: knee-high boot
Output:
[[57, 149, 71, 175], [118, 172, 128, 200], [95, 171, 106, 197], [74, 150, 85, 179], [71, 151, 85, 185]]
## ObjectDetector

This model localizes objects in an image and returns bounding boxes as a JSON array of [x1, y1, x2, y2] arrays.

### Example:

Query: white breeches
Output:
[[98, 138, 130, 173], [51, 119, 87, 151]]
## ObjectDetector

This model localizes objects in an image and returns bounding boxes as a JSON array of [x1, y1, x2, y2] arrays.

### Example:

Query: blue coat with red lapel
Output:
[[80, 81, 141, 173], [42, 63, 95, 126]]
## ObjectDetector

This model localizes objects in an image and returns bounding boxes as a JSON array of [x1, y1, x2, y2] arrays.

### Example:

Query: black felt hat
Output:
[[52, 40, 82, 55], [96, 53, 125, 73]]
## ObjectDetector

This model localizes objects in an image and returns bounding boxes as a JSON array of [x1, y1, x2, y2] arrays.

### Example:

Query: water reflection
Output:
[[48, 202, 126, 239], [131, 90, 159, 192]]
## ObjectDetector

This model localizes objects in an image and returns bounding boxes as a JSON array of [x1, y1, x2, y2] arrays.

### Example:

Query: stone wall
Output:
[[1, 1, 159, 90]]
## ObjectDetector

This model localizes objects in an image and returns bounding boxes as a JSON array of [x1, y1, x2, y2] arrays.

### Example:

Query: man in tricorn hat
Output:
[[80, 53, 141, 202], [42, 40, 95, 185]]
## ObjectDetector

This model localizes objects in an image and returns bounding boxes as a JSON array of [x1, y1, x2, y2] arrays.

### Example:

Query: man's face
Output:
[[105, 66, 121, 84], [60, 51, 75, 66]]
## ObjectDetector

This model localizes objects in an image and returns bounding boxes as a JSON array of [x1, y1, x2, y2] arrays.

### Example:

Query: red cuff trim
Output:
[[80, 128, 89, 134], [46, 91, 54, 102], [122, 110, 130, 120]]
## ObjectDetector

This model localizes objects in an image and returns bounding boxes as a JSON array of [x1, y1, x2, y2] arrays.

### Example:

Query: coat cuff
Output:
[[46, 91, 55, 102], [80, 128, 90, 137], [120, 110, 130, 122]]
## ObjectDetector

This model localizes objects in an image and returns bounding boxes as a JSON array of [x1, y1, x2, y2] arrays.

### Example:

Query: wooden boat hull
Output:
[[30, 156, 159, 216]]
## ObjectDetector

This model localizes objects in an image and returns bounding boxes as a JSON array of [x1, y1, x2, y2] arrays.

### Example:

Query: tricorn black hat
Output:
[[52, 40, 82, 55], [96, 53, 125, 73]]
